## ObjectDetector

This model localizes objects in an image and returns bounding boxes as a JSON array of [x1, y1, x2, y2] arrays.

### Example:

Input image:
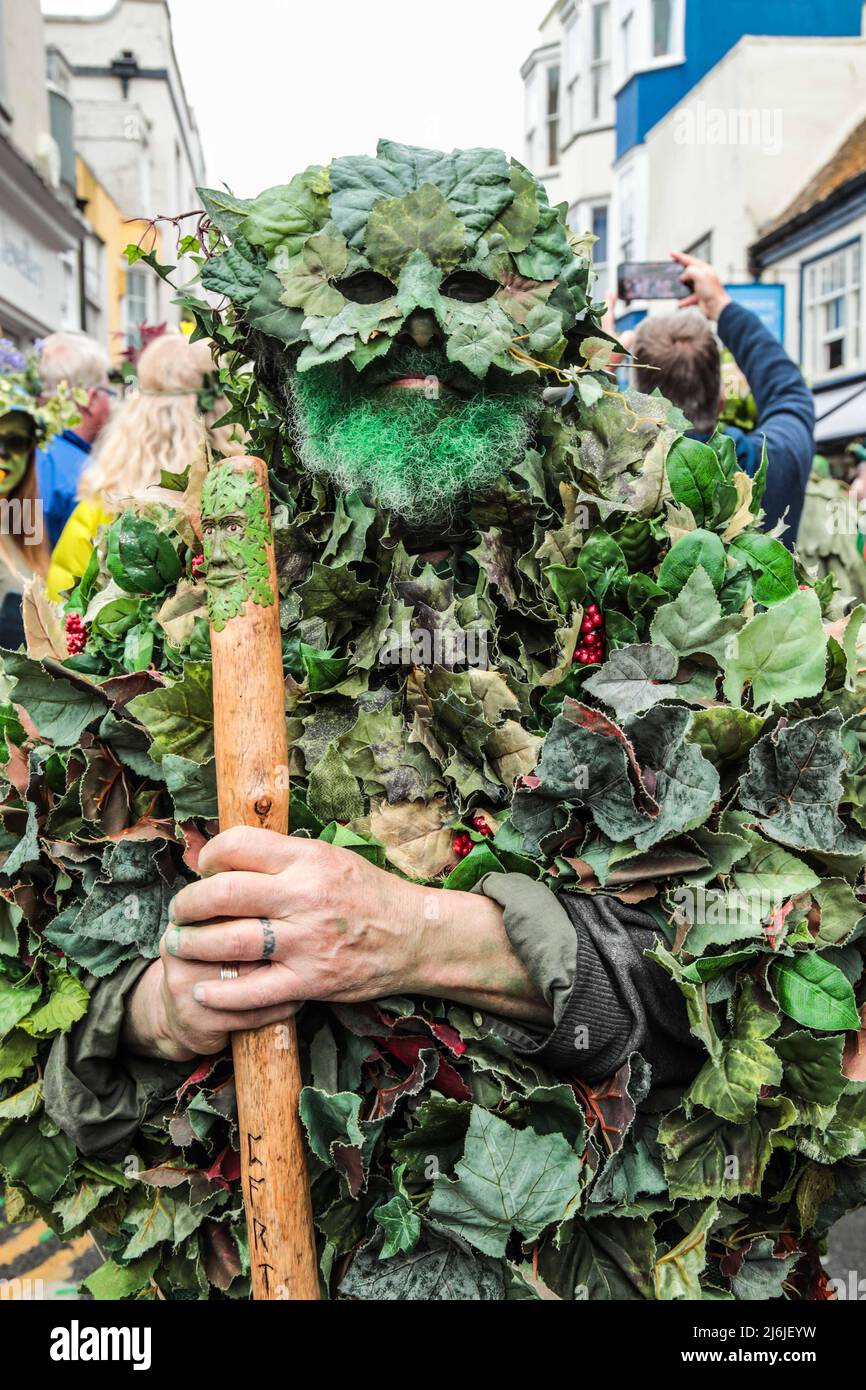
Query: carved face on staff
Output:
[[202, 141, 599, 522], [201, 463, 275, 629]]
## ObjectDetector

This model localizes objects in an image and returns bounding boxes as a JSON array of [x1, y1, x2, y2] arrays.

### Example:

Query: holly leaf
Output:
[[722, 588, 827, 709], [429, 1106, 583, 1257]]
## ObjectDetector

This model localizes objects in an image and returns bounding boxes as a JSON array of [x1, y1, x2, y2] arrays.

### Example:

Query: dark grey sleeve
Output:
[[473, 873, 702, 1086], [43, 959, 188, 1161]]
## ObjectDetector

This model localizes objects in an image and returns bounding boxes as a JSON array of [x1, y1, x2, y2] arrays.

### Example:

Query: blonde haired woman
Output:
[[47, 334, 243, 600]]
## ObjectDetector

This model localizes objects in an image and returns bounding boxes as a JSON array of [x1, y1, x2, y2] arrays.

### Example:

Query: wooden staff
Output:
[[205, 455, 319, 1301]]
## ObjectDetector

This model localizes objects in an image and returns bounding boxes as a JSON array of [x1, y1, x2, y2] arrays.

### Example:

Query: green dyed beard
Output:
[[287, 348, 543, 522]]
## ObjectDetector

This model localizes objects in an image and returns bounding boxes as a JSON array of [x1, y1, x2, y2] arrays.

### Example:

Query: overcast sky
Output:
[[43, 0, 544, 194]]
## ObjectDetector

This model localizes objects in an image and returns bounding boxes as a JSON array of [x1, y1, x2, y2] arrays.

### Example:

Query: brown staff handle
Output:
[[206, 455, 319, 1301]]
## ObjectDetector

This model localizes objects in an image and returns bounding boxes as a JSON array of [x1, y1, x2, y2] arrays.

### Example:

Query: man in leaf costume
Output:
[[1, 141, 865, 1302]]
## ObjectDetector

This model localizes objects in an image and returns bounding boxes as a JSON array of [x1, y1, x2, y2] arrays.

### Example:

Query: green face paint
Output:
[[200, 464, 276, 631], [0, 414, 35, 496], [287, 345, 543, 521]]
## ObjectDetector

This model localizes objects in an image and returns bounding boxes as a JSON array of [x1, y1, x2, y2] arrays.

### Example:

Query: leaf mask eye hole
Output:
[[439, 272, 498, 304], [336, 271, 398, 304]]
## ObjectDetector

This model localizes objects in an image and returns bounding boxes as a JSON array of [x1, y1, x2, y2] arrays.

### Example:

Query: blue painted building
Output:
[[615, 1, 863, 162]]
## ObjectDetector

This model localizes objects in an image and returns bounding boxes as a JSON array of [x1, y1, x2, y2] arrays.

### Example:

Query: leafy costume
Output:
[[1, 141, 865, 1302]]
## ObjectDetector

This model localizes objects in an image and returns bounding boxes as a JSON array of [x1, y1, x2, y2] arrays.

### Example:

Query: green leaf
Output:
[[307, 744, 363, 825], [429, 1106, 583, 1257], [48, 840, 174, 976], [83, 1252, 160, 1301], [162, 753, 218, 821], [657, 530, 726, 597], [583, 644, 679, 719], [686, 981, 781, 1122], [659, 1098, 796, 1199], [197, 186, 253, 239], [240, 168, 330, 256], [366, 184, 465, 280], [650, 567, 746, 665], [377, 139, 512, 240], [722, 588, 827, 709], [575, 527, 628, 604], [339, 1224, 504, 1300], [739, 712, 865, 855], [773, 1030, 847, 1106], [729, 532, 797, 605], [686, 707, 764, 767], [2, 651, 106, 747], [665, 436, 726, 526], [654, 1201, 718, 1300], [22, 967, 89, 1038], [128, 661, 214, 764], [106, 511, 182, 595], [443, 300, 517, 378], [769, 954, 860, 1031], [0, 1029, 38, 1083], [273, 230, 349, 318], [441, 842, 503, 891], [200, 242, 262, 307], [0, 976, 42, 1040], [0, 1118, 76, 1202], [374, 1193, 421, 1259]]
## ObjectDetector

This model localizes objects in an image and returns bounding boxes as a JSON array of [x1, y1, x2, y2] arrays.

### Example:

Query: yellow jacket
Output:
[[47, 499, 114, 602]]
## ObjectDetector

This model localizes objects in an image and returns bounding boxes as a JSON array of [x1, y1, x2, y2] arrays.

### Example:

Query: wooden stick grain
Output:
[[207, 455, 319, 1300]]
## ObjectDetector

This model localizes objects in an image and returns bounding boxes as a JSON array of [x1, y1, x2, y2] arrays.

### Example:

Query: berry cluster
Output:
[[452, 831, 473, 859], [192, 553, 205, 577], [64, 611, 87, 656], [572, 603, 605, 666], [472, 812, 493, 838]]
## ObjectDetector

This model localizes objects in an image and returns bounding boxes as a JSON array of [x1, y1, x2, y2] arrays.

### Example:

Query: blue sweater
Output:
[[35, 429, 92, 548], [690, 301, 815, 543]]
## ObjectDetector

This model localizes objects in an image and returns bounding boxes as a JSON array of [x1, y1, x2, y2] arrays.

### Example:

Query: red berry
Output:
[[473, 814, 492, 837], [577, 650, 591, 665], [587, 603, 599, 617], [192, 553, 205, 576]]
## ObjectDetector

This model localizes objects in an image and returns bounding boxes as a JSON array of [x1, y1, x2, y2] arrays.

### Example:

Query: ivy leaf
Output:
[[739, 712, 865, 855], [273, 231, 349, 318], [377, 140, 513, 240], [650, 567, 746, 665], [514, 202, 572, 281], [197, 186, 253, 239], [429, 1106, 583, 1257], [240, 168, 330, 256], [722, 588, 827, 709], [626, 705, 720, 851], [200, 243, 262, 307], [443, 300, 516, 379], [769, 954, 860, 1032], [374, 1193, 421, 1259], [245, 272, 306, 345], [328, 152, 412, 247], [366, 184, 465, 280], [584, 644, 679, 719]]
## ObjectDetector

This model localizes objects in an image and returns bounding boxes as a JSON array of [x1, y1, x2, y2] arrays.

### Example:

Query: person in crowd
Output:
[[621, 252, 815, 542], [36, 332, 114, 545], [47, 333, 244, 601], [0, 408, 52, 648]]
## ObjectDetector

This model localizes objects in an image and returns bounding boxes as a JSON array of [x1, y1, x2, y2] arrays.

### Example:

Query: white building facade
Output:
[[43, 0, 206, 341], [0, 0, 85, 344]]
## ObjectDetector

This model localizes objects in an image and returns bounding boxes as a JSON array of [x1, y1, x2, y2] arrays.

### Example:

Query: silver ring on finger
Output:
[[219, 963, 239, 982]]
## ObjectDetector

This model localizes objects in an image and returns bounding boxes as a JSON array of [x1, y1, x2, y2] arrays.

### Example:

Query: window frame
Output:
[[800, 236, 863, 383]]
